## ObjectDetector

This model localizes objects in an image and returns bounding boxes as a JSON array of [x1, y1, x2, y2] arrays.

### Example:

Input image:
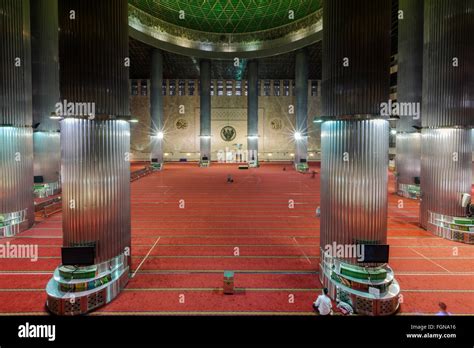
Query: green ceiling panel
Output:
[[129, 0, 321, 33]]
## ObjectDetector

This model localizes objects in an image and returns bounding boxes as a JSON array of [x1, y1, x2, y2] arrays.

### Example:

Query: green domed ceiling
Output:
[[129, 0, 321, 34]]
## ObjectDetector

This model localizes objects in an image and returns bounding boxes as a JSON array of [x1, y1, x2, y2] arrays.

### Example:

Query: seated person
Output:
[[227, 175, 234, 183], [313, 288, 332, 315]]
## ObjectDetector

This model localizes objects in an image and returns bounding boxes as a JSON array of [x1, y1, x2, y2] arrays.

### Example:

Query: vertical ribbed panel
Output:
[[396, 0, 423, 132], [58, 0, 130, 262], [200, 59, 211, 159], [0, 0, 33, 229], [247, 60, 259, 154], [61, 119, 131, 263], [31, 0, 60, 131], [0, 0, 32, 126], [0, 127, 34, 219], [420, 129, 472, 228], [58, 0, 129, 118], [396, 133, 421, 186], [321, 120, 389, 264], [422, 0, 474, 128], [295, 49, 308, 163], [31, 0, 60, 184], [33, 132, 60, 183], [150, 49, 163, 163], [321, 0, 391, 116]]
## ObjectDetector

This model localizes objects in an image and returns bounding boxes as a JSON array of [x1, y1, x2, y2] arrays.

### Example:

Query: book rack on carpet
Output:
[[320, 252, 400, 316], [428, 212, 474, 244]]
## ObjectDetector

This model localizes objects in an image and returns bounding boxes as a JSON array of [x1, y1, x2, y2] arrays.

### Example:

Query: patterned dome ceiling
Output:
[[129, 0, 321, 34]]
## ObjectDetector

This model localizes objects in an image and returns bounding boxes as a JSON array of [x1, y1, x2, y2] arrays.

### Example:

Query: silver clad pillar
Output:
[[247, 60, 259, 163], [150, 48, 164, 165], [420, 0, 474, 233], [295, 49, 308, 164], [31, 0, 60, 187], [200, 59, 211, 161], [46, 0, 131, 315], [321, 120, 389, 251], [0, 0, 34, 237], [61, 119, 131, 262], [320, 0, 400, 315], [31, 0, 61, 188], [396, 133, 421, 191], [421, 129, 471, 227], [395, 0, 423, 196]]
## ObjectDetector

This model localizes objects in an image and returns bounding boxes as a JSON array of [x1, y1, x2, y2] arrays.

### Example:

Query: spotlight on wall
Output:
[[129, 118, 139, 123], [390, 129, 397, 135], [290, 153, 295, 157], [200, 135, 211, 139], [294, 132, 303, 140], [313, 117, 323, 123], [247, 135, 259, 140], [156, 131, 164, 139]]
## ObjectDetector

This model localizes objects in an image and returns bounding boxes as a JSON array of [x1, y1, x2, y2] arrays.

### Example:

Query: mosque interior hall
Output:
[[0, 0, 473, 318]]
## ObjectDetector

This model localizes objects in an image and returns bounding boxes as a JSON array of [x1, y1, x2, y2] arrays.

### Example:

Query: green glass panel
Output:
[[129, 0, 321, 33]]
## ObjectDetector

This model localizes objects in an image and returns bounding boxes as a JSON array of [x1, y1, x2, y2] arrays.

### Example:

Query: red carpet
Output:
[[0, 162, 473, 315]]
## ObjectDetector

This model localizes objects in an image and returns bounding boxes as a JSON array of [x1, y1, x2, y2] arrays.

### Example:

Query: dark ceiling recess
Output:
[[129, 37, 322, 80]]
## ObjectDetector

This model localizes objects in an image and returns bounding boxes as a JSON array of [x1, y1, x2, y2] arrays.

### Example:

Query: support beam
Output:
[[295, 49, 308, 165], [46, 0, 131, 315], [247, 60, 259, 165], [0, 0, 34, 237], [31, 0, 61, 192], [320, 0, 400, 316], [395, 0, 423, 198], [150, 48, 164, 167], [420, 0, 474, 243], [200, 59, 211, 164]]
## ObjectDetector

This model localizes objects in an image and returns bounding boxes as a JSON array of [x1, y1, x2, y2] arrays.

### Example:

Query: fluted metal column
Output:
[[46, 0, 131, 315], [321, 0, 391, 257], [320, 0, 399, 315], [295, 49, 308, 164], [421, 129, 471, 225], [150, 49, 164, 164], [31, 0, 61, 185], [396, 133, 421, 190], [200, 59, 211, 161], [247, 60, 259, 162], [420, 0, 474, 232], [321, 119, 389, 249], [395, 0, 423, 196], [0, 0, 34, 237], [60, 119, 131, 262]]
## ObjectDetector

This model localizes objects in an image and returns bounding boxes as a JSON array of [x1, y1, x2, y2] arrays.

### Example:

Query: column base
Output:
[[33, 181, 61, 199], [0, 209, 30, 238], [46, 253, 130, 315], [396, 183, 420, 200], [295, 162, 309, 173], [151, 162, 163, 171], [427, 212, 474, 244], [199, 160, 210, 167], [248, 160, 259, 168], [319, 253, 400, 316]]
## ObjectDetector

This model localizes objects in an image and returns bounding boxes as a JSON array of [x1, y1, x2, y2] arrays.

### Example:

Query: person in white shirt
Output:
[[313, 288, 332, 315]]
